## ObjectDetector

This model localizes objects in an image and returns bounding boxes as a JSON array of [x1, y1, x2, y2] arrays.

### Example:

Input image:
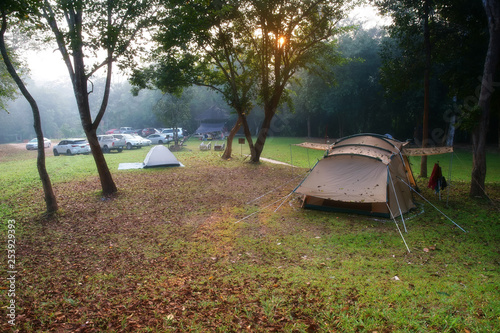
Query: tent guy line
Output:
[[234, 193, 293, 224], [246, 173, 306, 205], [397, 176, 467, 233]]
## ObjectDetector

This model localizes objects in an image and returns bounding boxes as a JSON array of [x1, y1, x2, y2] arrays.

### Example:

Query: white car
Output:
[[146, 133, 172, 145], [26, 137, 52, 150], [161, 128, 184, 139], [113, 134, 151, 150], [97, 135, 125, 153], [53, 139, 91, 156]]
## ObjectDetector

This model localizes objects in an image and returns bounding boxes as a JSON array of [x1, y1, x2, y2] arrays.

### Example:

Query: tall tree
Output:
[[242, 0, 351, 162], [38, 0, 154, 195], [0, 1, 58, 214], [375, 0, 433, 176], [470, 0, 500, 197], [130, 0, 258, 159], [376, 0, 491, 179], [420, 0, 431, 177], [132, 0, 352, 162]]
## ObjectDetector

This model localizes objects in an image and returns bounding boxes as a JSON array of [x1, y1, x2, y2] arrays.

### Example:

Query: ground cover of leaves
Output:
[[2, 144, 500, 332]]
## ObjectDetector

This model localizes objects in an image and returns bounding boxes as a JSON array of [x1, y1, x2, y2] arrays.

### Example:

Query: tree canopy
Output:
[[131, 0, 355, 162], [0, 51, 18, 112]]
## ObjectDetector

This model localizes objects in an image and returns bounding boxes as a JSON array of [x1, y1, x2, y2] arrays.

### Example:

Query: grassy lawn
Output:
[[1, 137, 499, 332]]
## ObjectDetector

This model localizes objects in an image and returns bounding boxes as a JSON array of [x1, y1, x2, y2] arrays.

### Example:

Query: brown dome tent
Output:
[[294, 134, 417, 218]]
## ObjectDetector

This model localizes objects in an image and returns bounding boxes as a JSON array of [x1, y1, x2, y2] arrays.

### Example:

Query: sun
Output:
[[277, 36, 286, 47]]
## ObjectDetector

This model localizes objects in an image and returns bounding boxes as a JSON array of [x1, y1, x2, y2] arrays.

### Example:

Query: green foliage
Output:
[[132, 0, 356, 159], [287, 27, 414, 138], [0, 56, 17, 111], [458, 104, 483, 132], [153, 91, 192, 136], [375, 0, 489, 126]]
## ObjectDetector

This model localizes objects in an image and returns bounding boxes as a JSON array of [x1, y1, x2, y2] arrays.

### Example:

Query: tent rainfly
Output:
[[118, 145, 183, 170], [294, 134, 417, 218], [195, 106, 229, 134]]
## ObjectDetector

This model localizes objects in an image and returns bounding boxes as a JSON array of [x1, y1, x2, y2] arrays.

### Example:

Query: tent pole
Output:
[[386, 203, 411, 253], [388, 170, 407, 232]]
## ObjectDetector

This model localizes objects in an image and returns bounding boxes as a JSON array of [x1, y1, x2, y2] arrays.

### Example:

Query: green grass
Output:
[[1, 137, 499, 332]]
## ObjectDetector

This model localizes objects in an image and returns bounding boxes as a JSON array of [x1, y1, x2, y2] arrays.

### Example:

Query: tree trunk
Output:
[[470, 0, 500, 197], [86, 129, 118, 195], [420, 0, 431, 178], [222, 115, 242, 159], [42, 4, 118, 196], [73, 78, 117, 195], [0, 13, 58, 215], [251, 112, 273, 163], [241, 113, 256, 159]]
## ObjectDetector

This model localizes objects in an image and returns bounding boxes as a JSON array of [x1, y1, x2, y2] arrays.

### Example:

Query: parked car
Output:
[[141, 128, 159, 137], [146, 133, 172, 144], [161, 128, 184, 140], [26, 137, 52, 150], [119, 127, 133, 133], [53, 139, 91, 156], [122, 129, 142, 135], [97, 135, 125, 153], [105, 128, 119, 134], [112, 134, 151, 150]]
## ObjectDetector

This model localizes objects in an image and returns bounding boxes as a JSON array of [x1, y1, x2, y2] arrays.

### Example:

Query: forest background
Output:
[[1, 8, 497, 148]]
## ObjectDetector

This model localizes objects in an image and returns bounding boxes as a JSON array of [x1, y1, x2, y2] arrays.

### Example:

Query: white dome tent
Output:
[[143, 145, 183, 168], [118, 145, 184, 170]]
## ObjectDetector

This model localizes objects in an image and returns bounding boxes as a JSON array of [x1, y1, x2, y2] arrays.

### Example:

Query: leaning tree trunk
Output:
[[222, 115, 243, 159], [251, 111, 273, 163], [241, 113, 256, 159], [42, 3, 118, 196], [71, 39, 117, 195], [470, 0, 500, 197], [86, 128, 118, 195], [0, 13, 58, 214]]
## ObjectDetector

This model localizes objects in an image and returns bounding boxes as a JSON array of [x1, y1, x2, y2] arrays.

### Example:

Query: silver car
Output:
[[146, 133, 172, 145], [26, 137, 52, 150], [53, 139, 91, 156], [112, 134, 151, 150]]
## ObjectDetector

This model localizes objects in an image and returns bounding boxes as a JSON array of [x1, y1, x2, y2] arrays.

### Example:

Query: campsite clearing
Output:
[[1, 138, 499, 332]]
